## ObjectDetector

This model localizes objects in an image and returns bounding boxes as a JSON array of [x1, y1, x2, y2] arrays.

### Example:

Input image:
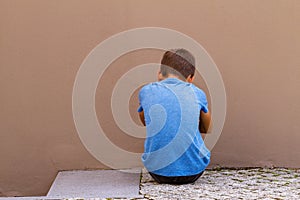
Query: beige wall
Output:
[[1, 0, 299, 197]]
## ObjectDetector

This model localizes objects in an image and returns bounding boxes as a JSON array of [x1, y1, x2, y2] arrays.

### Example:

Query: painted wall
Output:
[[0, 0, 299, 197]]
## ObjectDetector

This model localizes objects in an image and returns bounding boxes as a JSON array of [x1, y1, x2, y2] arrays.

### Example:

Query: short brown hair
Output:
[[160, 49, 195, 79]]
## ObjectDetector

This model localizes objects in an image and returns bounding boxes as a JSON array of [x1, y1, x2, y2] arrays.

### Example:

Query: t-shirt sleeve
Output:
[[195, 87, 209, 113], [200, 93, 209, 113], [137, 105, 143, 112], [137, 86, 145, 112]]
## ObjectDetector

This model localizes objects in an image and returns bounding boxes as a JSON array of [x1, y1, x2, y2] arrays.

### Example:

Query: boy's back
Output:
[[138, 77, 210, 176]]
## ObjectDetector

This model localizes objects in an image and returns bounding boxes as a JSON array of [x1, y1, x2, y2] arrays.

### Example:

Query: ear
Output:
[[158, 70, 164, 81], [186, 75, 195, 83]]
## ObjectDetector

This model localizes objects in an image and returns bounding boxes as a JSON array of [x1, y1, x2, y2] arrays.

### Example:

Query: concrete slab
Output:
[[46, 169, 142, 199]]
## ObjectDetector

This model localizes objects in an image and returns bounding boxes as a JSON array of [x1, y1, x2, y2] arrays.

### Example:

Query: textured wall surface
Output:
[[0, 0, 299, 197]]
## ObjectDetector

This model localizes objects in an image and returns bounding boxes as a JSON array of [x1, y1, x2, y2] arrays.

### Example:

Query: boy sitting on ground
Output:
[[138, 49, 211, 184]]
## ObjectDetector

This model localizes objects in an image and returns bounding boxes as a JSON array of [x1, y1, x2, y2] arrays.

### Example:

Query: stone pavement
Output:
[[139, 168, 300, 200], [64, 168, 300, 200]]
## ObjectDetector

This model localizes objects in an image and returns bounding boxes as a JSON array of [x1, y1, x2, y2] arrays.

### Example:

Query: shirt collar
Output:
[[160, 78, 185, 84]]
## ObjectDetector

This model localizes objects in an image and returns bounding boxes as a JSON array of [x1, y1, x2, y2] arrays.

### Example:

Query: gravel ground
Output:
[[139, 168, 300, 200]]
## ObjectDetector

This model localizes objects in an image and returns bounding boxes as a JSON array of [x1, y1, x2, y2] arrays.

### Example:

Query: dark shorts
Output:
[[149, 171, 204, 184]]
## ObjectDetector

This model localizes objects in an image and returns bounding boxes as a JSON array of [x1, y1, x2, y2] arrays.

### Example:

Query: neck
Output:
[[166, 74, 181, 79]]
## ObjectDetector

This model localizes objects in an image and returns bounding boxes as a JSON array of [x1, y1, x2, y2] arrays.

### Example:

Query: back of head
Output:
[[160, 48, 196, 79]]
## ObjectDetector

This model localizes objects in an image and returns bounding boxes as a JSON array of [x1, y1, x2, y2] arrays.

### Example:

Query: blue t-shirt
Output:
[[138, 78, 210, 177]]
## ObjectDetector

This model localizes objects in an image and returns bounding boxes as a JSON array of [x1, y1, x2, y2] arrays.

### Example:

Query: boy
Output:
[[138, 49, 211, 184]]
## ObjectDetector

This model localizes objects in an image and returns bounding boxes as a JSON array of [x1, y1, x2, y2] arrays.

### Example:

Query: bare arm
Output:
[[139, 110, 146, 126], [199, 110, 211, 134]]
